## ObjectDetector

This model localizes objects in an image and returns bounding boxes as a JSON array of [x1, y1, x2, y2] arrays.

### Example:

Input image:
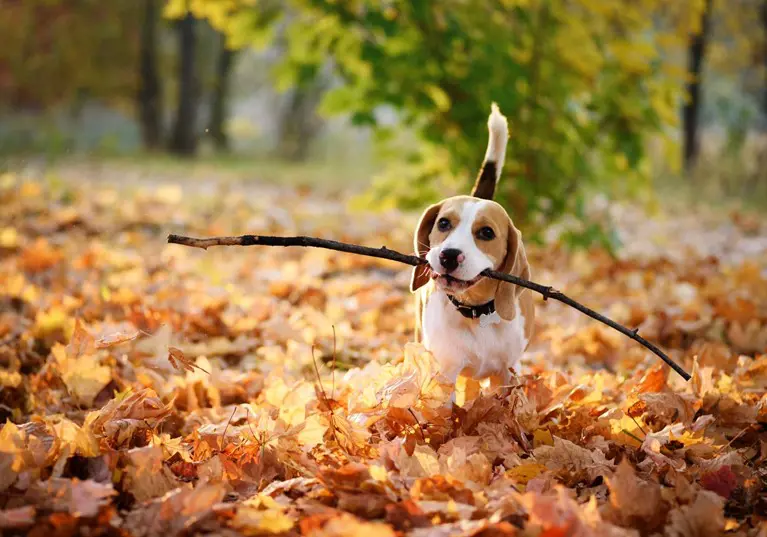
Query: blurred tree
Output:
[[168, 10, 199, 156], [683, 0, 713, 171], [276, 74, 328, 161], [263, 0, 708, 241], [138, 0, 164, 150], [763, 0, 767, 120], [208, 32, 238, 152], [0, 0, 140, 110], [165, 0, 282, 155]]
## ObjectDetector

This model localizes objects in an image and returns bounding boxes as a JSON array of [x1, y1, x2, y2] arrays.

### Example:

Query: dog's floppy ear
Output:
[[495, 216, 531, 320], [410, 202, 442, 292]]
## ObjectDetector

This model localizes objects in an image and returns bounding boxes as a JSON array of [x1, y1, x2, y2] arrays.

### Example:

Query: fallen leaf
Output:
[[506, 463, 547, 486], [699, 465, 739, 500], [604, 460, 664, 530], [168, 346, 210, 374], [0, 506, 35, 530], [665, 491, 724, 537]]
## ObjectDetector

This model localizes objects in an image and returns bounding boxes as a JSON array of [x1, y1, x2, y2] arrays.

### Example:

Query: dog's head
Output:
[[410, 195, 530, 321]]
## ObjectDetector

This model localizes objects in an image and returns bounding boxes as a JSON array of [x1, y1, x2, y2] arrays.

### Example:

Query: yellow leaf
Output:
[[34, 307, 73, 338], [232, 507, 295, 535], [61, 355, 112, 405], [296, 414, 328, 448], [53, 418, 100, 458], [506, 462, 547, 485], [533, 429, 554, 447], [0, 371, 21, 389], [51, 323, 112, 405], [0, 227, 19, 249], [369, 464, 389, 482]]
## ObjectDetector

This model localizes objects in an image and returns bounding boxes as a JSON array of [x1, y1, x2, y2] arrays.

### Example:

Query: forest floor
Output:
[[1, 165, 767, 537]]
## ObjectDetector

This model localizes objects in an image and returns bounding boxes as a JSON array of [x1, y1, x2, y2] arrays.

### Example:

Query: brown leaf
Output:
[[664, 491, 724, 537], [123, 481, 226, 537], [604, 460, 665, 530], [95, 329, 141, 349], [411, 475, 475, 505], [469, 522, 519, 537], [19, 238, 63, 273], [167, 346, 210, 374], [627, 400, 647, 418], [301, 512, 396, 537], [90, 388, 173, 437], [699, 465, 738, 500], [0, 506, 36, 530], [319, 462, 371, 491], [29, 478, 115, 518], [337, 492, 389, 519], [384, 500, 431, 531], [635, 364, 668, 394], [533, 437, 614, 485], [638, 393, 700, 426], [121, 446, 180, 502]]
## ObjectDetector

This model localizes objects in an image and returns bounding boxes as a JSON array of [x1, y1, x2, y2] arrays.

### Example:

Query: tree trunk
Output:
[[276, 77, 327, 162], [169, 12, 198, 157], [138, 0, 163, 150], [762, 0, 767, 123], [209, 33, 237, 153], [683, 0, 713, 171]]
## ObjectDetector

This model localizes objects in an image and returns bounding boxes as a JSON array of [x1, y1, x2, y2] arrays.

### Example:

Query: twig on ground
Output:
[[167, 233, 691, 381], [220, 406, 237, 451]]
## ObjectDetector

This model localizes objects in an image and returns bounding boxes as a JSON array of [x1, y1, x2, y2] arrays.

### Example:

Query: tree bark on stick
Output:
[[167, 232, 691, 381], [138, 0, 163, 150], [169, 11, 199, 156], [683, 0, 713, 171]]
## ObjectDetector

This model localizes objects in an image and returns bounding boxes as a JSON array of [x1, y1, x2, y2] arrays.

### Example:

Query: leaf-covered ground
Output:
[[1, 168, 767, 537]]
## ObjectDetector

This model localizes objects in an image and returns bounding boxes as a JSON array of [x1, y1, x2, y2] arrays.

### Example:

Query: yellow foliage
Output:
[[507, 462, 547, 485]]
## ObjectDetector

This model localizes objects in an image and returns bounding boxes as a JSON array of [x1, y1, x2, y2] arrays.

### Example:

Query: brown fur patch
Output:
[[411, 195, 535, 340]]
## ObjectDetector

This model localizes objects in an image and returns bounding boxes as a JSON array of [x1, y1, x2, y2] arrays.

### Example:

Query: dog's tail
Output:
[[470, 103, 508, 200]]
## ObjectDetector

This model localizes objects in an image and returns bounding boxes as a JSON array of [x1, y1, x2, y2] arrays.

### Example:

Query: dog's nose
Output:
[[439, 248, 464, 273]]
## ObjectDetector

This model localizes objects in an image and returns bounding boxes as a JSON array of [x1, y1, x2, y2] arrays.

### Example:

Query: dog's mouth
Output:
[[431, 272, 483, 291]]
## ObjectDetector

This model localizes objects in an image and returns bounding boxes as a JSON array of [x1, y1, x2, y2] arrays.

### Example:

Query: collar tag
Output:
[[479, 311, 502, 327]]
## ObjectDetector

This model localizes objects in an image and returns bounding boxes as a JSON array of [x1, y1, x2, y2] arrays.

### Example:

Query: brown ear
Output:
[[410, 202, 442, 292], [495, 217, 531, 320]]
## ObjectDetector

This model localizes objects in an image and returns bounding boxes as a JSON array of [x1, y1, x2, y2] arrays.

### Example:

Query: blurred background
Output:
[[1, 0, 766, 247]]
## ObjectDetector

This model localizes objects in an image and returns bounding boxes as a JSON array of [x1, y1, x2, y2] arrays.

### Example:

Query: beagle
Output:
[[410, 104, 534, 391]]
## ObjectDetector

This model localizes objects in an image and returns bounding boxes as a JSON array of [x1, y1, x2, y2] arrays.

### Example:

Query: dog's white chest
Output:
[[421, 290, 528, 382]]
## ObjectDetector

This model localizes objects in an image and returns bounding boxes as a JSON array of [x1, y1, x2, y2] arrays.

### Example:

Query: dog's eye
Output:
[[477, 227, 495, 241], [437, 218, 451, 232]]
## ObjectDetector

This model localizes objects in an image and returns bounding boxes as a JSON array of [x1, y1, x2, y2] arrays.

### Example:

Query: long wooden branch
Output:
[[167, 233, 691, 381]]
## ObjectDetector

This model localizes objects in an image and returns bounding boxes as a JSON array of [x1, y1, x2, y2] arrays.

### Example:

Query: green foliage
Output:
[[182, 0, 708, 243]]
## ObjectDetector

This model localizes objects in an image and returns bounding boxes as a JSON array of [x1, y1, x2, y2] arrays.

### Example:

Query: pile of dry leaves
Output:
[[1, 168, 766, 537]]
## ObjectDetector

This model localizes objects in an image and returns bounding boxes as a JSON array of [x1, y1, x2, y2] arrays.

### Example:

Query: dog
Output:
[[410, 104, 534, 393]]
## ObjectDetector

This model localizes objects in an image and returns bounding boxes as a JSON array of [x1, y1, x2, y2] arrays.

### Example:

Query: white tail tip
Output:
[[485, 102, 508, 166]]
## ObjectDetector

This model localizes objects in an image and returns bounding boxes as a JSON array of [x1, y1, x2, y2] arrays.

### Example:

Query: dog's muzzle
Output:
[[438, 248, 464, 273]]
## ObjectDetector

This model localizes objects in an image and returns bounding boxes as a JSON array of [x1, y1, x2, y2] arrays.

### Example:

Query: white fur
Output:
[[484, 102, 508, 181], [422, 290, 528, 385], [420, 197, 527, 386], [425, 200, 495, 281], [418, 104, 522, 387]]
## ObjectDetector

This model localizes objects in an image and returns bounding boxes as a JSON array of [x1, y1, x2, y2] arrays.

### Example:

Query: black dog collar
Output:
[[447, 295, 496, 319]]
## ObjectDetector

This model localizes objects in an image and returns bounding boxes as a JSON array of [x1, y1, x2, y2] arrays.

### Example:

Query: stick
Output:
[[167, 233, 690, 381]]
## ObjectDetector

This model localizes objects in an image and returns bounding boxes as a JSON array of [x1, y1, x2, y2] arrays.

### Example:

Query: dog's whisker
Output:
[[415, 240, 431, 253]]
